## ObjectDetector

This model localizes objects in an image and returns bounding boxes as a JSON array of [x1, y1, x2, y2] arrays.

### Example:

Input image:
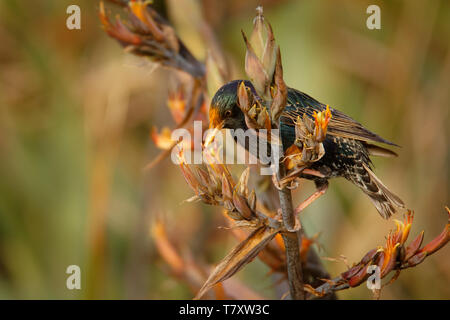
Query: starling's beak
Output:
[[205, 107, 224, 147], [209, 107, 224, 129]]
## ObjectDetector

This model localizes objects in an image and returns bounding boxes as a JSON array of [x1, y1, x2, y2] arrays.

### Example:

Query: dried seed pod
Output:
[[256, 107, 270, 129], [238, 81, 250, 112], [348, 264, 370, 287], [244, 105, 260, 130], [404, 231, 424, 261], [232, 189, 253, 220], [237, 167, 251, 197], [341, 264, 364, 281], [248, 190, 257, 212], [243, 31, 269, 97], [248, 105, 258, 119], [197, 167, 212, 189], [261, 24, 277, 85], [361, 248, 378, 265], [223, 200, 235, 212], [249, 6, 266, 59], [402, 251, 427, 268], [227, 209, 244, 221], [270, 47, 287, 123], [221, 173, 233, 200]]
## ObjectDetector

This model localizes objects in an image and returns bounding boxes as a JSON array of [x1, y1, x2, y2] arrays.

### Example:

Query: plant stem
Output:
[[257, 174, 336, 299], [277, 164, 305, 300]]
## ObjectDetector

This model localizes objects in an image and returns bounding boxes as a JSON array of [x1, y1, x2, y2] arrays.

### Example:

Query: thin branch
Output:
[[256, 175, 336, 299], [277, 163, 305, 300], [100, 0, 205, 79]]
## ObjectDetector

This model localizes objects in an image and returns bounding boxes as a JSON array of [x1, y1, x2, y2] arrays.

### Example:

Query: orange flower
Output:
[[388, 211, 414, 247], [340, 209, 449, 290], [283, 144, 302, 170], [313, 105, 332, 141], [128, 0, 165, 42], [379, 232, 401, 277], [99, 2, 142, 45], [151, 126, 174, 150], [168, 90, 186, 125]]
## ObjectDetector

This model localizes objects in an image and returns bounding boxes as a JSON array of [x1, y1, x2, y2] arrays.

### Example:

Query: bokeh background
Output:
[[0, 0, 448, 299]]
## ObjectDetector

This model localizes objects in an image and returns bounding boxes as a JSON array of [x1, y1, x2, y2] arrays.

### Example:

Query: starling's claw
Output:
[[286, 180, 299, 190], [272, 172, 299, 190], [272, 173, 283, 190]]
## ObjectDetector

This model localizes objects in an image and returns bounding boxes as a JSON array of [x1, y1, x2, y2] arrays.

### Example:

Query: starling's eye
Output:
[[224, 110, 232, 118]]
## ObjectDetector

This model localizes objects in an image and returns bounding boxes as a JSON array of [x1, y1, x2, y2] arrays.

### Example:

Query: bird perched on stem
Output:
[[209, 80, 405, 219]]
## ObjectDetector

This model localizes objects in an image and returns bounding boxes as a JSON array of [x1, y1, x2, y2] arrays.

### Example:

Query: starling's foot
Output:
[[294, 182, 329, 215], [274, 168, 326, 190], [272, 173, 283, 190], [277, 167, 326, 190]]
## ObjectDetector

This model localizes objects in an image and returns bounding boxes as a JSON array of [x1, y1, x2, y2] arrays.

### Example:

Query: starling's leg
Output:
[[294, 180, 329, 215], [274, 168, 326, 191]]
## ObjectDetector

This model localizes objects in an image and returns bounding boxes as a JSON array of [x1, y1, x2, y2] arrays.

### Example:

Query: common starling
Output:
[[209, 80, 405, 219]]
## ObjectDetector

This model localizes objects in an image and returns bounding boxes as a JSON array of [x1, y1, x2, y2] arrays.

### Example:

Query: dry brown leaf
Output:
[[151, 219, 185, 276], [194, 225, 280, 299]]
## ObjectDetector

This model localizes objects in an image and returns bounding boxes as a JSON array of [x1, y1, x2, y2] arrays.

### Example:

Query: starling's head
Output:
[[209, 80, 254, 130]]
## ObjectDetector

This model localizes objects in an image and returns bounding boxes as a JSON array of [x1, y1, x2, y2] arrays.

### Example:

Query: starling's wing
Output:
[[281, 88, 399, 147], [326, 109, 399, 147], [364, 143, 398, 157]]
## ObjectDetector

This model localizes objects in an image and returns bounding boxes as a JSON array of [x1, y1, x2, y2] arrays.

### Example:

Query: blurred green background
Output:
[[0, 0, 448, 299]]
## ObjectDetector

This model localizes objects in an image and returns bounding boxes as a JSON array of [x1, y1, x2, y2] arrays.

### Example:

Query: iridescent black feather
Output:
[[209, 80, 405, 219]]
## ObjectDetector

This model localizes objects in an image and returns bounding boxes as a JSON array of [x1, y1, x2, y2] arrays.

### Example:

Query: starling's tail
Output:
[[358, 163, 405, 219]]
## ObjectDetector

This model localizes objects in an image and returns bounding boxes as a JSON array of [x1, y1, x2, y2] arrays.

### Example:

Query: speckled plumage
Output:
[[209, 80, 405, 219]]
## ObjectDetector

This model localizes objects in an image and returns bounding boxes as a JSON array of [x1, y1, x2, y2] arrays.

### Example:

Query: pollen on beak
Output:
[[209, 107, 223, 129]]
